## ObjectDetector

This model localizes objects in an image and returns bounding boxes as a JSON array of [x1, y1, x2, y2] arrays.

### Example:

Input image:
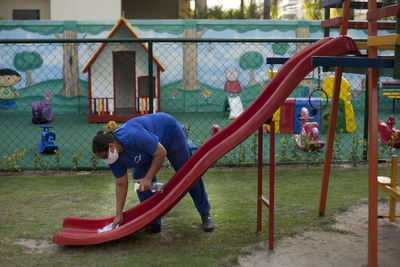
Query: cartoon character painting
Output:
[[224, 68, 242, 96], [223, 68, 243, 120], [0, 68, 21, 109]]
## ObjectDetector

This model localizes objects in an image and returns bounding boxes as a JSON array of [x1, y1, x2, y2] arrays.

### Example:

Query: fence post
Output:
[[148, 41, 154, 114]]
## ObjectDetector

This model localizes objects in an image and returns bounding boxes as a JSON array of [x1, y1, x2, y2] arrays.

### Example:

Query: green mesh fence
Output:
[[0, 38, 398, 171]]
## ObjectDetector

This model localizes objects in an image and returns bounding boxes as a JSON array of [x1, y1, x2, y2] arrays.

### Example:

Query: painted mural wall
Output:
[[0, 19, 384, 118]]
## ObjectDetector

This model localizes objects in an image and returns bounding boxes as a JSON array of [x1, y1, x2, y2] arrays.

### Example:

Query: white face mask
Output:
[[103, 147, 119, 164]]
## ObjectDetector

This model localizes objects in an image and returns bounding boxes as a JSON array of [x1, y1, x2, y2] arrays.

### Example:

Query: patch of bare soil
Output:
[[239, 202, 400, 267], [14, 239, 59, 254]]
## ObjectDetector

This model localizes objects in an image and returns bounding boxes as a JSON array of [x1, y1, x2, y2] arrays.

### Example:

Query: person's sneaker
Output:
[[139, 224, 161, 234], [201, 213, 214, 232]]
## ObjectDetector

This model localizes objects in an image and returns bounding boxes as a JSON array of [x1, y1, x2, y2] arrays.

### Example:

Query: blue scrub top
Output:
[[109, 113, 177, 178]]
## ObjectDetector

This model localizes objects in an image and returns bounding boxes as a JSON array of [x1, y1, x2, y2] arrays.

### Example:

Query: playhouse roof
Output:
[[81, 17, 166, 73]]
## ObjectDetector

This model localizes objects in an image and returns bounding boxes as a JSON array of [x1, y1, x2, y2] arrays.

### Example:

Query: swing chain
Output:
[[309, 66, 328, 110]]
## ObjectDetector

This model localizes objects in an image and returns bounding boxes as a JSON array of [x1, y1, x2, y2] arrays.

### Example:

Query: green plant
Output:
[[91, 152, 98, 172], [380, 132, 398, 159], [333, 128, 344, 162], [279, 136, 291, 162], [2, 148, 27, 171], [71, 147, 83, 171], [184, 119, 192, 139], [303, 143, 323, 168], [289, 136, 302, 162], [348, 132, 362, 167], [310, 148, 322, 163], [199, 137, 206, 146], [362, 138, 368, 160], [239, 144, 247, 164], [32, 152, 41, 172], [379, 143, 386, 159], [42, 158, 50, 173], [55, 150, 62, 171]]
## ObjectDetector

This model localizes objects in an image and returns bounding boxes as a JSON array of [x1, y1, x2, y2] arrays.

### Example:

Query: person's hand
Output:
[[134, 177, 152, 192], [112, 213, 123, 229]]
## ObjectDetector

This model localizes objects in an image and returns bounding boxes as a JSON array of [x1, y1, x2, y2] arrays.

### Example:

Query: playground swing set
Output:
[[314, 0, 400, 266], [264, 0, 400, 265]]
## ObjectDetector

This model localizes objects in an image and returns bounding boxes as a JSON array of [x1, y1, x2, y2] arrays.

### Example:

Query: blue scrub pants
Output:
[[133, 124, 211, 226]]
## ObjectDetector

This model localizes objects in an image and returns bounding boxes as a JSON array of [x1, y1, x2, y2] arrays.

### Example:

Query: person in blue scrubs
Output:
[[92, 113, 214, 233]]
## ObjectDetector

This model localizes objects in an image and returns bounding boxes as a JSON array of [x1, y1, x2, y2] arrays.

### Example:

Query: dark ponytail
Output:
[[92, 130, 115, 154]]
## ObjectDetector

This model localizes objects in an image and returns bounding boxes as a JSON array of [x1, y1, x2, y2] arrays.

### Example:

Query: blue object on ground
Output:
[[37, 125, 58, 154]]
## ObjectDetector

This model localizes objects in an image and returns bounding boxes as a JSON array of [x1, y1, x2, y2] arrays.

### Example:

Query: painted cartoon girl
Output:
[[224, 68, 242, 97]]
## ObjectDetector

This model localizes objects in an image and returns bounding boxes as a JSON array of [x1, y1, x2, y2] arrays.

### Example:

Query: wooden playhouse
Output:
[[82, 17, 166, 123]]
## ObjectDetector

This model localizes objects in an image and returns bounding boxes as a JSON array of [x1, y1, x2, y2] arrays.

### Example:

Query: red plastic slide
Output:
[[54, 36, 359, 245]]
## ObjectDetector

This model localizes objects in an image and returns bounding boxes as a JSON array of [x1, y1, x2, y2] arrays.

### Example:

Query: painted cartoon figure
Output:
[[224, 68, 242, 96], [0, 68, 21, 109], [223, 68, 244, 119]]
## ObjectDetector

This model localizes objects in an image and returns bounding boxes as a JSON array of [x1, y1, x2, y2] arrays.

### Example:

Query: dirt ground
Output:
[[239, 202, 400, 267]]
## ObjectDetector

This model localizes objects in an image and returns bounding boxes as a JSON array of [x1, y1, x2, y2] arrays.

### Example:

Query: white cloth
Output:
[[228, 96, 244, 120], [134, 182, 140, 191], [97, 223, 119, 233]]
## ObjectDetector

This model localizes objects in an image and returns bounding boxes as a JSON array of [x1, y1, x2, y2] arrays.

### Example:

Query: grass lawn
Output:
[[0, 165, 390, 266]]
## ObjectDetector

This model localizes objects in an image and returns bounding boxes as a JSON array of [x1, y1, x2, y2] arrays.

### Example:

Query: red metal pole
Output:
[[269, 120, 275, 250], [319, 0, 351, 216], [319, 67, 344, 216], [257, 126, 263, 233], [368, 0, 379, 266]]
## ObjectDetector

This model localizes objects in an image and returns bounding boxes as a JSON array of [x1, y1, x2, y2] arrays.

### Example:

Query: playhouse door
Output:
[[113, 51, 136, 116]]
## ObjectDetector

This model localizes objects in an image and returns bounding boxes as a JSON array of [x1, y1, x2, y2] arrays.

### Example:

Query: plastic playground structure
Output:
[[37, 125, 58, 154], [54, 1, 400, 266], [378, 115, 400, 147], [293, 107, 326, 151]]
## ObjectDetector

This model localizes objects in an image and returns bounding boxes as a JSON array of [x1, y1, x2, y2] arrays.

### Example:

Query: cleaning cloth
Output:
[[97, 223, 119, 233]]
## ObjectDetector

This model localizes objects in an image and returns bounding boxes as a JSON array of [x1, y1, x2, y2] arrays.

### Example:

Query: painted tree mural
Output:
[[178, 22, 207, 90], [13, 51, 43, 87], [239, 51, 263, 86], [0, 22, 110, 97], [272, 43, 289, 55], [54, 28, 86, 97]]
